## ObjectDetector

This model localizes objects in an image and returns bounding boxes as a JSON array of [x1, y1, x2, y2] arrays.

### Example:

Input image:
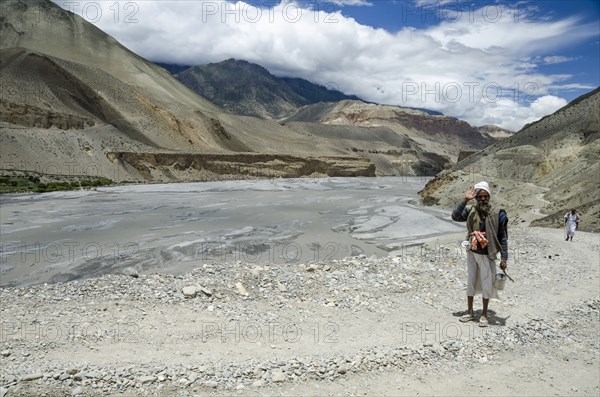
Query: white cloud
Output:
[[326, 0, 372, 6], [415, 0, 462, 6], [460, 95, 568, 132], [550, 83, 596, 91], [530, 95, 568, 116], [52, 0, 596, 131], [542, 56, 576, 64]]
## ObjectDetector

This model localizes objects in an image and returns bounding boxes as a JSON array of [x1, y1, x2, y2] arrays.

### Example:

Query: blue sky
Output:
[[338, 0, 600, 100], [53, 0, 600, 130]]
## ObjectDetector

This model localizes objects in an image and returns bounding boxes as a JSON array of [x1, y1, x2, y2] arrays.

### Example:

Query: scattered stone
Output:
[[0, 350, 11, 357], [121, 267, 139, 278], [205, 380, 218, 388], [72, 386, 83, 396], [199, 287, 212, 296], [271, 371, 286, 383], [235, 282, 248, 296], [22, 373, 43, 381], [86, 371, 101, 379], [182, 286, 197, 298], [138, 375, 156, 384]]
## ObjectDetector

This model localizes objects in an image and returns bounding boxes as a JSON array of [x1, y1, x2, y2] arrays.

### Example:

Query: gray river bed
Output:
[[0, 177, 464, 287]]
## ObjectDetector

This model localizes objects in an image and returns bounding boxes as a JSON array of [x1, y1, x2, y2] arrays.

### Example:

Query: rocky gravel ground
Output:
[[1, 227, 598, 396]]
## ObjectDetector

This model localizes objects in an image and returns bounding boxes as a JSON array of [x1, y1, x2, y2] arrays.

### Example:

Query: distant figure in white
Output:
[[564, 209, 580, 241], [451, 181, 508, 327]]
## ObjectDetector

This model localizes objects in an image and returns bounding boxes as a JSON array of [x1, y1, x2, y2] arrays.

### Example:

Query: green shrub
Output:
[[0, 175, 114, 194]]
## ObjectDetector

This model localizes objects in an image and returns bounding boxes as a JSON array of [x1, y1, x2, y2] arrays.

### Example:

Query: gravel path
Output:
[[1, 227, 598, 396]]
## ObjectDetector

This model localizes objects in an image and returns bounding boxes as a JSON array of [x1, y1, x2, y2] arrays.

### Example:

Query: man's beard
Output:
[[476, 200, 491, 215]]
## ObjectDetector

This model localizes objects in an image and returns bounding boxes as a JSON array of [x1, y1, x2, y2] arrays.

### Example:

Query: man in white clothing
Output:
[[564, 209, 580, 241]]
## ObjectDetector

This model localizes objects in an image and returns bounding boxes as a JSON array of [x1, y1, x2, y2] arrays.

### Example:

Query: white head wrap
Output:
[[474, 181, 491, 196]]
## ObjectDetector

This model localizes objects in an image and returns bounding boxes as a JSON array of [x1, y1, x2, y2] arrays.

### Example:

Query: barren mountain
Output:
[[0, 0, 246, 178], [175, 59, 361, 119], [419, 87, 600, 232], [0, 0, 509, 184], [477, 124, 514, 140], [0, 0, 373, 181], [174, 60, 474, 174], [283, 100, 498, 163]]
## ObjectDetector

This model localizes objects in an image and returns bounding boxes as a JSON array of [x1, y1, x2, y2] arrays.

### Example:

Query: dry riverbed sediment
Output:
[[0, 227, 598, 397]]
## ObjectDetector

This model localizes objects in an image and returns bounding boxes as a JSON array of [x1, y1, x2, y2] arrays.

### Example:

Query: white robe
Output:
[[565, 213, 578, 237], [466, 251, 498, 299]]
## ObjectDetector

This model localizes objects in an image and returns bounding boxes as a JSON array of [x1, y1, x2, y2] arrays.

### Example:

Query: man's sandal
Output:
[[459, 314, 475, 322], [478, 318, 489, 327]]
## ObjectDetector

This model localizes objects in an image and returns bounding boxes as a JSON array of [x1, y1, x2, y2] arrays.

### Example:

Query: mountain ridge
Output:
[[1, 0, 521, 185], [282, 100, 502, 162], [174, 58, 362, 119], [170, 58, 444, 119], [419, 87, 600, 231], [0, 0, 375, 182]]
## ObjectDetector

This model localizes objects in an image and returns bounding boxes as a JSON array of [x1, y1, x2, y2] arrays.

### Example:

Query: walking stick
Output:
[[503, 268, 514, 282]]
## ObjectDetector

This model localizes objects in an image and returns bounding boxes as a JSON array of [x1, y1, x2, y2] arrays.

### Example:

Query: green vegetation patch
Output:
[[0, 176, 113, 194]]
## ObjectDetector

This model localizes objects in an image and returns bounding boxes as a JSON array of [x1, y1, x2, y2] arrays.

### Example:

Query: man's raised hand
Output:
[[465, 186, 476, 203]]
